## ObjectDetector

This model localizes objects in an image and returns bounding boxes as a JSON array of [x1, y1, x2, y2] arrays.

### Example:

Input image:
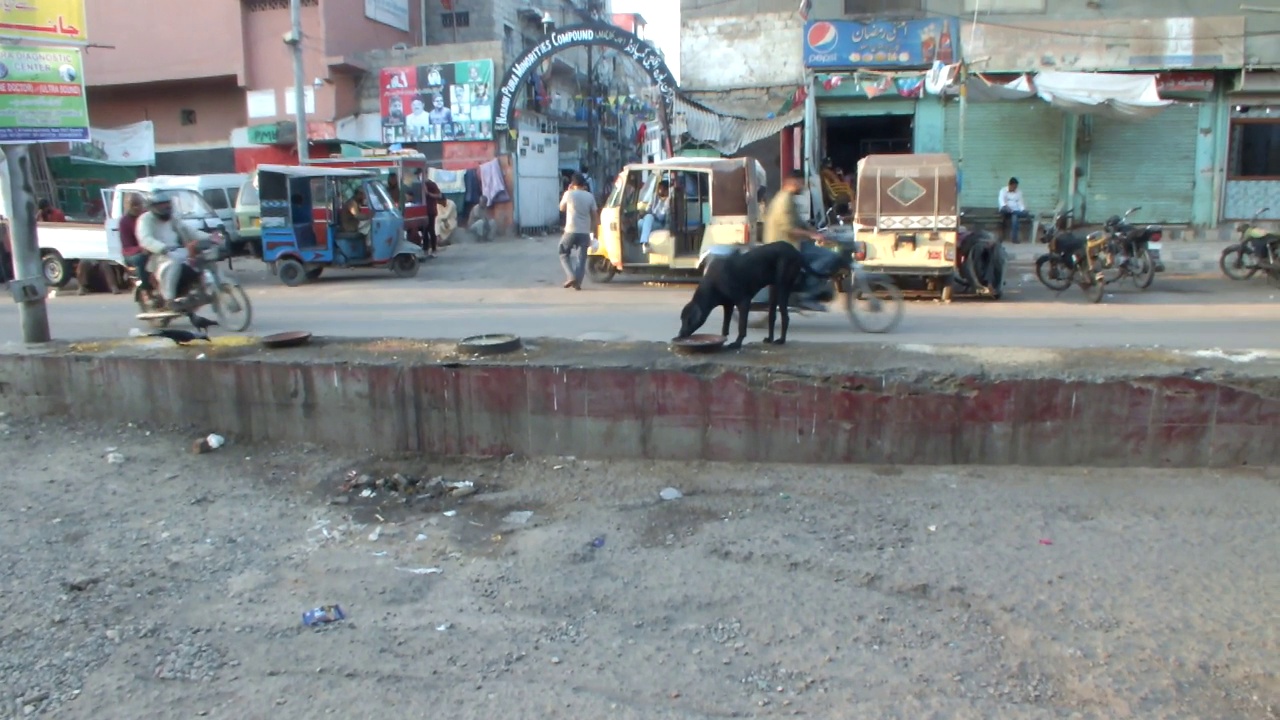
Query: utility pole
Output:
[[288, 0, 309, 163], [585, 0, 598, 194], [4, 146, 52, 343]]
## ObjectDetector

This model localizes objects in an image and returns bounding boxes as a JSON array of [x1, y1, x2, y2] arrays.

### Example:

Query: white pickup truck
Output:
[[38, 182, 229, 287]]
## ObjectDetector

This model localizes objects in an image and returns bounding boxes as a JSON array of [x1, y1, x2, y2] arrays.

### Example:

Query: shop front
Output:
[[1224, 71, 1280, 222], [942, 98, 1064, 214], [1082, 73, 1213, 225], [802, 17, 960, 216]]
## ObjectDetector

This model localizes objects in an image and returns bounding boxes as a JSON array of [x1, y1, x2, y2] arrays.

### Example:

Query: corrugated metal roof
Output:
[[671, 89, 803, 155]]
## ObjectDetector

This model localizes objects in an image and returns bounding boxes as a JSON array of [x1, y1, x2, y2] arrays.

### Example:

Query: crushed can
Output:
[[302, 604, 346, 627]]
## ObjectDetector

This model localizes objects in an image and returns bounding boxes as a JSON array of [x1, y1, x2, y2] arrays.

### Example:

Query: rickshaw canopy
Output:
[[257, 164, 376, 180]]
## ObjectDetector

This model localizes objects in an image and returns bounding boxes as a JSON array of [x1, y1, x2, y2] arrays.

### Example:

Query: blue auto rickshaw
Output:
[[257, 164, 425, 286]]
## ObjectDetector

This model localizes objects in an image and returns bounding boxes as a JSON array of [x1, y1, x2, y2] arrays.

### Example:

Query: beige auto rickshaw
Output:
[[587, 157, 767, 283], [854, 153, 960, 300]]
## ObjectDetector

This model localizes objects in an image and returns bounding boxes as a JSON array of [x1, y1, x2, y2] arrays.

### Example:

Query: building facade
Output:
[[682, 0, 1280, 225], [81, 0, 423, 174]]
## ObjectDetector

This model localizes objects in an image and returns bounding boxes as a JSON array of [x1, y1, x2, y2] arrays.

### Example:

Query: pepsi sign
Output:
[[803, 18, 960, 70]]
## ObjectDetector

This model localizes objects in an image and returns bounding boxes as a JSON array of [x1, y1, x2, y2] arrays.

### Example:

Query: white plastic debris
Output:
[[415, 533, 429, 542], [395, 567, 443, 575], [503, 511, 533, 525], [105, 452, 125, 465], [206, 434, 225, 449], [436, 623, 452, 632], [659, 487, 683, 501], [442, 510, 457, 517], [368, 526, 381, 542]]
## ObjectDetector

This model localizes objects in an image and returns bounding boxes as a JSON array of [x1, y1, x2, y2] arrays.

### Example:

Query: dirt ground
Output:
[[1, 417, 1278, 720]]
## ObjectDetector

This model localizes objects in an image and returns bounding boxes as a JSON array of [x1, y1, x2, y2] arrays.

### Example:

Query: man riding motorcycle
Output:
[[137, 190, 207, 310]]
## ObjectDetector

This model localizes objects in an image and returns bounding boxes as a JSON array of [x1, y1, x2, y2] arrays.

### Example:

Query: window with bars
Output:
[[842, 0, 923, 17], [244, 0, 316, 11], [442, 11, 470, 28]]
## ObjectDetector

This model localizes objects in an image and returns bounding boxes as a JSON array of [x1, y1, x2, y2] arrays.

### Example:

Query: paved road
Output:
[[3, 237, 1279, 350]]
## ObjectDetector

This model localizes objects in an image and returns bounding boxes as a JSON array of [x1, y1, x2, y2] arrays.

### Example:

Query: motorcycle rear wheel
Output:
[[1219, 244, 1259, 281], [213, 284, 253, 332], [846, 276, 904, 334], [1133, 250, 1156, 290], [1035, 254, 1073, 292]]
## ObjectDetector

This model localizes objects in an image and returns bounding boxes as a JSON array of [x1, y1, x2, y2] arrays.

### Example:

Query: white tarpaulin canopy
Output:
[[1033, 71, 1171, 120], [945, 70, 1173, 120]]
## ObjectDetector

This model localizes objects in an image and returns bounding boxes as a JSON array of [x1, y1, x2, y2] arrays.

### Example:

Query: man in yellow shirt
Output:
[[762, 170, 827, 310]]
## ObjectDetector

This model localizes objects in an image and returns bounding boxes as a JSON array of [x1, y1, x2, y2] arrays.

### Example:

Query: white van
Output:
[[133, 173, 246, 240]]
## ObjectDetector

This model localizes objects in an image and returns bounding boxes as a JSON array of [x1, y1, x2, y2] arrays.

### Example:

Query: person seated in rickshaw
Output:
[[340, 188, 373, 255], [638, 180, 670, 248]]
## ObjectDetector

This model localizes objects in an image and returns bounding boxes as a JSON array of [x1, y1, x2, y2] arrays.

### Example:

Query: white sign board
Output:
[[68, 120, 155, 166], [365, 0, 410, 32]]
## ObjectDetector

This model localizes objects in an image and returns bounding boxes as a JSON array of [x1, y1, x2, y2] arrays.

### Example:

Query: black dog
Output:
[[678, 241, 806, 349]]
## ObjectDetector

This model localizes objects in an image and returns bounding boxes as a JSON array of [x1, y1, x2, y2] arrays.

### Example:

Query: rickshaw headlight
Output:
[[853, 241, 867, 262], [944, 242, 955, 262]]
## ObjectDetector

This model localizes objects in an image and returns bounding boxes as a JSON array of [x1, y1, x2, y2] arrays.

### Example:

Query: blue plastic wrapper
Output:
[[302, 604, 346, 627]]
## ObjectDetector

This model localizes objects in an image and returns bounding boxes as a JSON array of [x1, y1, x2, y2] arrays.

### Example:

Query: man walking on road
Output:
[[558, 173, 597, 291]]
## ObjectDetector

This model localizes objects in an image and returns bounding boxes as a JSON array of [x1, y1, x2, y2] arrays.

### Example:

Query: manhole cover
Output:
[[887, 177, 926, 206]]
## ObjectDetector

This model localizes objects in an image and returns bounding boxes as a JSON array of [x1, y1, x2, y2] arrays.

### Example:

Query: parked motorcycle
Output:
[[1070, 207, 1157, 303], [135, 231, 253, 331], [1220, 207, 1280, 285], [1103, 207, 1164, 286], [1034, 210, 1082, 292]]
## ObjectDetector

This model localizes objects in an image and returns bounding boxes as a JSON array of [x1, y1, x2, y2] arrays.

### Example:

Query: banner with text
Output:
[[0, 0, 87, 43], [69, 120, 155, 165], [0, 44, 88, 143], [379, 59, 494, 144]]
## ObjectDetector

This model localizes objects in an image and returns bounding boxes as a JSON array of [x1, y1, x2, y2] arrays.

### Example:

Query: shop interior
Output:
[[822, 114, 915, 176]]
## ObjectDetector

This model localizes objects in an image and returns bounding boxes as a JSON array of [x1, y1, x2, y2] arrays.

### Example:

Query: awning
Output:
[[1034, 71, 1171, 120], [945, 70, 1172, 120]]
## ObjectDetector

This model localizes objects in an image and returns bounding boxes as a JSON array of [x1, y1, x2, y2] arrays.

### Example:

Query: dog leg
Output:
[[764, 285, 778, 343], [728, 301, 749, 349], [773, 284, 792, 345]]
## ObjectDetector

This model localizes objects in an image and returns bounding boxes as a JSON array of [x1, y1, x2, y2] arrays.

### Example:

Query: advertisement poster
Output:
[[69, 120, 155, 165], [0, 44, 88, 143], [0, 0, 86, 43], [380, 59, 494, 144], [804, 18, 960, 69]]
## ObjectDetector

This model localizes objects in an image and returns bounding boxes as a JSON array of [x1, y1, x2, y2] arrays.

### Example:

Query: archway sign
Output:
[[494, 22, 676, 149]]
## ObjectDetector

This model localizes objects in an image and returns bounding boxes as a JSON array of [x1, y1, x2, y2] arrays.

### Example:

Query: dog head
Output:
[[677, 302, 706, 338]]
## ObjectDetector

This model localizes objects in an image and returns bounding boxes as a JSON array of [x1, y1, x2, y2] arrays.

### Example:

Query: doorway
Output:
[[823, 114, 914, 175]]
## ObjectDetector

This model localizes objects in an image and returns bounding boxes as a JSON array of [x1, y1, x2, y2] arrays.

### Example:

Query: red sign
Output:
[[1156, 72, 1214, 94]]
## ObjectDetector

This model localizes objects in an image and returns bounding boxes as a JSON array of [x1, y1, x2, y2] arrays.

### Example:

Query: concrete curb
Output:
[[1, 341, 1276, 468]]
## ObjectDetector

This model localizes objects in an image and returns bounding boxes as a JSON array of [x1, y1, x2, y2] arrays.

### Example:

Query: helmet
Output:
[[149, 190, 174, 207]]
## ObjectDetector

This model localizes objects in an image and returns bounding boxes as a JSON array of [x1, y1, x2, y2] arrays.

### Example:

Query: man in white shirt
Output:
[[997, 177, 1032, 244]]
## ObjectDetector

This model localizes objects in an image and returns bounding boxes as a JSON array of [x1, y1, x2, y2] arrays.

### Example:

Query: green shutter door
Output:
[[1085, 105, 1198, 224], [943, 101, 1063, 213]]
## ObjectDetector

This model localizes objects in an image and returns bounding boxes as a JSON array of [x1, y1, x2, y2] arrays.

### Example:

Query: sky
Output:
[[610, 0, 681, 81]]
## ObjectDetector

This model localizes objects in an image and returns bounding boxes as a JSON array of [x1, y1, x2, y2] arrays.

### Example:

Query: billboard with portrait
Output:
[[380, 59, 493, 144]]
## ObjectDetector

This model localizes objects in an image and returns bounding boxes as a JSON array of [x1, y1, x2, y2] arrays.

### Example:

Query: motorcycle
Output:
[[1036, 208, 1160, 298], [739, 225, 905, 334], [1220, 207, 1280, 285], [135, 230, 253, 331], [1034, 210, 1083, 292]]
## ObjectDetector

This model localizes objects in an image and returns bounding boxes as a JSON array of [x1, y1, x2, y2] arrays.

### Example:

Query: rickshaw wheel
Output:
[[277, 258, 307, 287], [392, 254, 420, 278], [587, 256, 616, 283]]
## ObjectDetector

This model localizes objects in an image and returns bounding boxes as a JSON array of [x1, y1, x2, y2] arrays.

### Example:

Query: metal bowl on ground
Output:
[[670, 334, 727, 354], [457, 333, 522, 356], [261, 331, 313, 349]]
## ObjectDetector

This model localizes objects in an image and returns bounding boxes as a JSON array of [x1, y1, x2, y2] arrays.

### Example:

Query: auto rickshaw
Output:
[[306, 152, 435, 243], [853, 154, 961, 300], [257, 164, 424, 286], [588, 157, 767, 283]]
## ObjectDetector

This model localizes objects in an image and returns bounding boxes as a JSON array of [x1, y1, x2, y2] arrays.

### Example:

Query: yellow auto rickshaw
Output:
[[854, 153, 959, 299], [587, 157, 766, 283]]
